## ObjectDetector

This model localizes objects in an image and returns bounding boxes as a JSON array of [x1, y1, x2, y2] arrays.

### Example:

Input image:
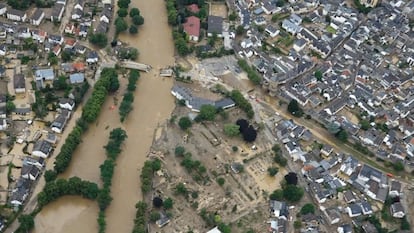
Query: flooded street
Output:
[[32, 0, 175, 231]]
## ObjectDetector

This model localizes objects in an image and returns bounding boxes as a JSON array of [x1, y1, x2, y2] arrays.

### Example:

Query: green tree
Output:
[[53, 75, 69, 90], [115, 17, 128, 34], [89, 33, 108, 48], [269, 189, 283, 201], [196, 105, 216, 121], [393, 161, 404, 172], [287, 99, 303, 117], [175, 146, 185, 156], [401, 217, 411, 230], [360, 119, 371, 130], [223, 124, 240, 137], [132, 15, 145, 25], [283, 185, 304, 202], [150, 211, 161, 222], [267, 167, 279, 176], [178, 116, 192, 130], [129, 25, 138, 34], [294, 220, 302, 229], [97, 188, 113, 210], [117, 8, 128, 17], [236, 25, 245, 35], [61, 50, 72, 62], [216, 177, 225, 186], [300, 203, 315, 215], [6, 100, 15, 114], [229, 11, 237, 21], [163, 197, 173, 209], [44, 170, 57, 182], [336, 129, 348, 142], [129, 7, 140, 17], [18, 214, 34, 232], [117, 0, 130, 8], [314, 70, 323, 81], [175, 182, 188, 195]]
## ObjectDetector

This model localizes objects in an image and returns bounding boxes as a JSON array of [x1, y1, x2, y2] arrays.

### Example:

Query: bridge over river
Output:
[[119, 60, 152, 72]]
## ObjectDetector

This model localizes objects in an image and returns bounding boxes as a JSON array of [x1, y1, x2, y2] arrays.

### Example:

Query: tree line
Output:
[[229, 90, 254, 119], [37, 177, 99, 208], [132, 201, 148, 233], [53, 68, 120, 174], [237, 60, 262, 85], [119, 70, 140, 122], [140, 159, 161, 194], [98, 128, 128, 233]]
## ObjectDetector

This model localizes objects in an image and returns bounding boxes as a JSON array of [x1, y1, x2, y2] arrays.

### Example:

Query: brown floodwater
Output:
[[32, 0, 175, 231], [33, 196, 99, 233]]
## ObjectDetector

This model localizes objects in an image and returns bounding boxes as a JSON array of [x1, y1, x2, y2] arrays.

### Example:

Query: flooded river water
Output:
[[33, 0, 175, 231]]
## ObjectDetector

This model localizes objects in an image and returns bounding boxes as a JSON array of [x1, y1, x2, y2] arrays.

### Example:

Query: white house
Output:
[[86, 51, 99, 63], [51, 3, 65, 22], [59, 98, 75, 111], [21, 164, 40, 181], [0, 44, 6, 56], [35, 69, 55, 81], [74, 0, 84, 10], [30, 9, 45, 26], [7, 9, 27, 22], [347, 203, 362, 218], [32, 140, 53, 158], [71, 8, 83, 20], [0, 3, 7, 16], [265, 25, 280, 38]]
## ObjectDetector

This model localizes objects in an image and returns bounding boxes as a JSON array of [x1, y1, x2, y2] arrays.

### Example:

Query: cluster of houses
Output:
[[230, 0, 414, 172], [266, 115, 408, 232]]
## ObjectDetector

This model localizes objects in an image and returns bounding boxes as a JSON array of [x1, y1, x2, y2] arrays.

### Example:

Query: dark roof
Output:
[[214, 98, 235, 109], [390, 180, 401, 192], [33, 140, 52, 154], [207, 15, 223, 34], [31, 8, 44, 20], [51, 3, 65, 18], [13, 74, 25, 89], [8, 9, 26, 17]]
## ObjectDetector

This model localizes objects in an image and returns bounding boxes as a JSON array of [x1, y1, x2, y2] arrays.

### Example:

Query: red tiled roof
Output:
[[187, 4, 200, 13], [183, 16, 200, 38], [65, 38, 76, 46], [72, 62, 85, 71]]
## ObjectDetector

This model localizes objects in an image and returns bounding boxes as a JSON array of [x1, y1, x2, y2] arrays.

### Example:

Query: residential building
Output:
[[13, 74, 26, 94], [30, 8, 45, 25], [183, 16, 200, 42], [59, 98, 75, 111], [32, 140, 53, 158], [269, 200, 289, 220], [86, 51, 99, 63], [51, 3, 65, 22], [347, 203, 362, 217], [9, 178, 31, 206], [390, 202, 405, 218], [7, 9, 27, 22], [389, 180, 401, 197], [0, 3, 7, 15], [21, 164, 40, 181], [69, 73, 85, 84], [207, 15, 223, 37]]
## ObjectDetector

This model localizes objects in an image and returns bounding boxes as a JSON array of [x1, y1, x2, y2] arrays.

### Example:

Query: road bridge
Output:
[[119, 60, 152, 72]]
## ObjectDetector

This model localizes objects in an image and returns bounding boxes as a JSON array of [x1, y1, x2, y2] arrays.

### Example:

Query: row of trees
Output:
[[230, 90, 254, 119], [98, 128, 127, 233], [140, 159, 162, 194], [53, 68, 120, 174], [132, 201, 148, 232], [119, 70, 140, 122], [237, 60, 261, 85], [37, 177, 99, 207]]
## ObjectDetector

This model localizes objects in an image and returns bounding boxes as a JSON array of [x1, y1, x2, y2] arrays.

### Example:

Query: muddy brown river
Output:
[[33, 0, 175, 231]]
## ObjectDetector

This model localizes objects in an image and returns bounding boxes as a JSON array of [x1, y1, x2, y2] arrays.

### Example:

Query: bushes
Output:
[[178, 116, 192, 130], [230, 90, 254, 118], [237, 60, 261, 85], [140, 159, 161, 194], [37, 177, 99, 207], [120, 70, 140, 122], [132, 201, 148, 232]]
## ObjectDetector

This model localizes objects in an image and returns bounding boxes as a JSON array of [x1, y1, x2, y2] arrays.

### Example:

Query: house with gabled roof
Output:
[[32, 140, 53, 158], [14, 74, 26, 94], [207, 15, 223, 37], [51, 3, 65, 22], [30, 8, 45, 26], [390, 202, 405, 218], [7, 9, 27, 22]]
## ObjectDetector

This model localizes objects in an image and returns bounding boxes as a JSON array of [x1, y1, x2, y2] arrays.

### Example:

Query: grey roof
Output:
[[51, 3, 65, 19], [360, 201, 372, 213], [214, 98, 235, 109], [13, 74, 25, 89], [207, 15, 223, 34], [8, 9, 26, 17], [390, 180, 401, 192], [31, 8, 44, 20], [269, 200, 288, 217], [33, 140, 52, 155], [96, 21, 108, 33], [35, 69, 55, 79], [362, 222, 378, 233], [339, 224, 353, 233], [51, 114, 67, 129], [391, 202, 404, 213], [59, 98, 74, 106], [359, 164, 382, 180], [349, 203, 362, 215], [343, 190, 356, 203]]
